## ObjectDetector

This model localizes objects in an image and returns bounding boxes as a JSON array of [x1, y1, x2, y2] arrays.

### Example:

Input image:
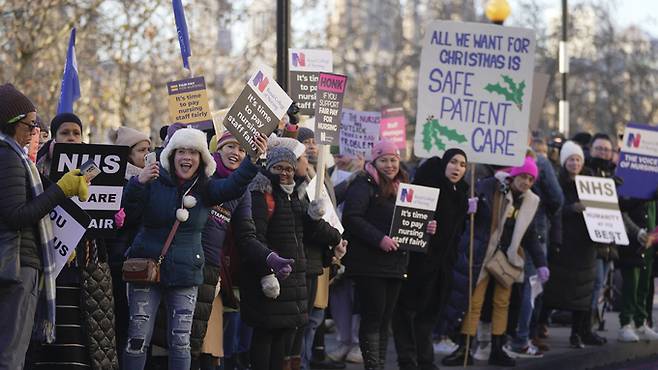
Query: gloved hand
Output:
[[638, 228, 650, 247], [426, 220, 437, 235], [307, 199, 326, 221], [467, 197, 478, 215], [261, 274, 280, 299], [537, 266, 550, 283], [266, 252, 294, 280], [114, 208, 126, 229], [379, 236, 399, 252], [334, 239, 348, 260], [57, 169, 89, 201]]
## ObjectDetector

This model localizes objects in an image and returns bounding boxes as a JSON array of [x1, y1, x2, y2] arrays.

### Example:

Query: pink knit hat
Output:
[[371, 140, 400, 161], [509, 156, 539, 180], [216, 130, 239, 150]]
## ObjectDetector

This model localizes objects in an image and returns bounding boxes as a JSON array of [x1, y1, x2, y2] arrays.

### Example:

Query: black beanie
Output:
[[50, 112, 83, 137], [0, 83, 36, 129], [297, 127, 315, 143]]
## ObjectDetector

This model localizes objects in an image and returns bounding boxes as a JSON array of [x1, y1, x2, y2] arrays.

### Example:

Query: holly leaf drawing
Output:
[[437, 125, 467, 143], [484, 75, 526, 110], [421, 117, 466, 152]]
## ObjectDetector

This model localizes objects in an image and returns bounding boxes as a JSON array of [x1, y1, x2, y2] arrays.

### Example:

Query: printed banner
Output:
[[389, 183, 440, 253], [576, 175, 629, 246], [380, 107, 407, 155], [50, 199, 91, 277], [616, 123, 658, 199], [307, 176, 344, 234], [50, 143, 129, 236], [223, 69, 293, 156], [339, 109, 380, 160], [314, 73, 348, 145], [288, 49, 333, 115], [167, 76, 214, 130], [415, 20, 536, 166]]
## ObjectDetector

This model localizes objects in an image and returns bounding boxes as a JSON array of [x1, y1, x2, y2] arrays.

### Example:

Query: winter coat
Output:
[[0, 140, 66, 271], [122, 158, 258, 287], [586, 157, 622, 261], [618, 198, 652, 269], [342, 172, 408, 279], [543, 169, 598, 311], [240, 171, 341, 329], [532, 155, 565, 248], [440, 176, 547, 332]]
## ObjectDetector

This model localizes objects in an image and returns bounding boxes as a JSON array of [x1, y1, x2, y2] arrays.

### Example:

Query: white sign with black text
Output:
[[49, 199, 91, 277], [576, 175, 629, 245]]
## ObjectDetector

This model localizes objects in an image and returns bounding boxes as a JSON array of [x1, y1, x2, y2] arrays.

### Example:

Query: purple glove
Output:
[[266, 252, 294, 280], [537, 266, 550, 283], [114, 208, 126, 229], [467, 197, 478, 215]]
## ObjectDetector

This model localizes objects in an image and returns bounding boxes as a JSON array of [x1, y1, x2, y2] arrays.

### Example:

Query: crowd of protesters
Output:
[[1, 82, 658, 370]]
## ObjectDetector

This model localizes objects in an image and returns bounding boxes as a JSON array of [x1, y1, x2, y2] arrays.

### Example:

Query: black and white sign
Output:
[[288, 49, 333, 115], [50, 199, 91, 277], [576, 175, 629, 245], [389, 183, 440, 253], [314, 73, 348, 145], [50, 143, 129, 236]]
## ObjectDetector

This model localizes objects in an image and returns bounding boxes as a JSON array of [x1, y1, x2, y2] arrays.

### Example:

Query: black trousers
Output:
[[392, 269, 442, 368], [250, 327, 296, 370]]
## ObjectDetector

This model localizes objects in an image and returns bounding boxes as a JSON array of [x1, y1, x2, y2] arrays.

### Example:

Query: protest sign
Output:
[[415, 20, 536, 166], [288, 49, 333, 115], [49, 199, 91, 277], [380, 107, 407, 156], [576, 175, 629, 245], [339, 109, 380, 160], [616, 123, 658, 199], [389, 183, 440, 253], [314, 73, 348, 145], [167, 76, 214, 130], [50, 143, 129, 236], [223, 68, 293, 157], [307, 176, 344, 234]]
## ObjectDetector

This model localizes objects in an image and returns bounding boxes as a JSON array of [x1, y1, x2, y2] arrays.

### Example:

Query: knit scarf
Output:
[[212, 152, 234, 178], [0, 133, 57, 343]]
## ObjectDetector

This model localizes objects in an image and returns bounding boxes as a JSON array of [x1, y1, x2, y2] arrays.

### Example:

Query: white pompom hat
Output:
[[160, 127, 216, 178]]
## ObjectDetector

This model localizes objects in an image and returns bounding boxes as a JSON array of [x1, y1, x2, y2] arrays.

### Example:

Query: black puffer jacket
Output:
[[618, 198, 651, 269], [342, 172, 408, 279], [543, 169, 598, 311], [0, 140, 66, 270], [240, 171, 341, 329]]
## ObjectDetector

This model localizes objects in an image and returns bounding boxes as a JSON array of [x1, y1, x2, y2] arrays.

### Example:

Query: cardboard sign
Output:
[[167, 76, 214, 131], [288, 49, 333, 115], [49, 199, 91, 277], [616, 123, 658, 199], [50, 143, 129, 236], [339, 109, 380, 160], [415, 20, 536, 166], [223, 69, 293, 156], [576, 175, 629, 245], [380, 107, 407, 156], [314, 73, 348, 145], [307, 176, 344, 234], [389, 183, 440, 253]]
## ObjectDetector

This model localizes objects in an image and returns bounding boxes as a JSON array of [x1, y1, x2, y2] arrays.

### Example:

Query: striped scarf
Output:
[[0, 133, 57, 343]]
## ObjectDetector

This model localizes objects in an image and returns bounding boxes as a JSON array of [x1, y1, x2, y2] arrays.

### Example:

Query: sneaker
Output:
[[345, 345, 363, 363], [636, 323, 658, 341], [570, 334, 585, 349], [618, 324, 640, 342], [433, 338, 458, 354], [505, 343, 544, 359], [472, 342, 491, 361], [327, 344, 351, 362]]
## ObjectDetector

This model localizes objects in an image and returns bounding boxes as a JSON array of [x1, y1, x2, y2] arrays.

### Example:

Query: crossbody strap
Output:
[[158, 220, 181, 265]]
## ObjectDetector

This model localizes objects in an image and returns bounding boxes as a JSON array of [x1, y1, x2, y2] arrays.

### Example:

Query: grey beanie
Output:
[[266, 147, 297, 171], [297, 127, 315, 143]]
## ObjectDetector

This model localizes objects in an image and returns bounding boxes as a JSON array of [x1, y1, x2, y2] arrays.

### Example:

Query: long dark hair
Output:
[[377, 166, 408, 199]]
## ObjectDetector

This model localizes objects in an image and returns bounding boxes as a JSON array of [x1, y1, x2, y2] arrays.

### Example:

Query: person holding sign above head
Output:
[[244, 147, 343, 370], [392, 148, 470, 370], [542, 141, 604, 348], [120, 127, 266, 370], [441, 156, 548, 368], [0, 84, 90, 369], [341, 140, 419, 370]]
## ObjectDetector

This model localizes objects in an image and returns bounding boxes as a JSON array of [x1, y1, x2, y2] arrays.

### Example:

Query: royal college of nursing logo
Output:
[[627, 132, 641, 148], [292, 52, 306, 67], [252, 71, 269, 92], [400, 187, 414, 203]]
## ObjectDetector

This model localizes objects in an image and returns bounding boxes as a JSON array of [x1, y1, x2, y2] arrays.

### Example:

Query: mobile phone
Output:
[[144, 152, 157, 167], [80, 159, 101, 182]]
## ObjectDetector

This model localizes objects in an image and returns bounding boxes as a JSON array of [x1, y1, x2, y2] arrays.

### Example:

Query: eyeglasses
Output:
[[18, 120, 39, 131], [592, 146, 612, 153], [7, 114, 38, 131], [271, 165, 295, 174]]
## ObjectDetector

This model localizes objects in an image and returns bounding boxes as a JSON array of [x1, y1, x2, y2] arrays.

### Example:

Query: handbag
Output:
[[485, 248, 523, 289], [122, 220, 180, 284]]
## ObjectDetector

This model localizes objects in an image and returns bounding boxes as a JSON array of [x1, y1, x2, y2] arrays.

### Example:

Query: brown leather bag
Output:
[[122, 220, 180, 284], [485, 249, 523, 289]]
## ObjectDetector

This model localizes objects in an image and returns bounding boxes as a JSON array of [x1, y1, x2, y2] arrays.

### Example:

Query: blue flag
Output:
[[173, 0, 191, 70], [56, 28, 81, 114]]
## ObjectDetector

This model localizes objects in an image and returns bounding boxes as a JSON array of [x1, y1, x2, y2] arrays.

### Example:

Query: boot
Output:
[[379, 333, 388, 369], [223, 356, 237, 370], [488, 335, 515, 367], [236, 351, 251, 370], [290, 356, 302, 370], [282, 357, 292, 370], [441, 334, 474, 367], [581, 310, 607, 345], [361, 333, 381, 370]]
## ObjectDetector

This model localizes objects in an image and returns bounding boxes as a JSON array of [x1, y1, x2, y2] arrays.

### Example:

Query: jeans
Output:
[[0, 266, 40, 370], [122, 283, 198, 370], [301, 308, 325, 370], [592, 259, 611, 310], [512, 275, 533, 349]]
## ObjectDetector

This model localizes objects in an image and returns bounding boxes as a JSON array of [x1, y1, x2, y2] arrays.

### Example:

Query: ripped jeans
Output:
[[122, 283, 198, 370]]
